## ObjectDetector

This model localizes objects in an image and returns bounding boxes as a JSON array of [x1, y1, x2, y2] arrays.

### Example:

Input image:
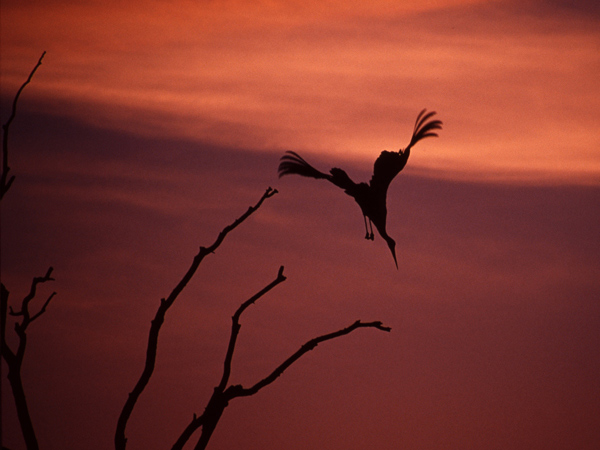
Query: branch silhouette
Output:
[[170, 265, 391, 450], [1, 52, 394, 450], [1, 51, 49, 450], [1, 268, 56, 450], [114, 187, 278, 450], [1, 51, 46, 200], [227, 320, 391, 399]]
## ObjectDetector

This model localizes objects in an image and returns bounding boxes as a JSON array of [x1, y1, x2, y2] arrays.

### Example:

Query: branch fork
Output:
[[171, 266, 390, 450]]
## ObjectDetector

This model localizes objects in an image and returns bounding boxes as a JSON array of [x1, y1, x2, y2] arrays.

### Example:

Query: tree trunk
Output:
[[7, 363, 39, 450]]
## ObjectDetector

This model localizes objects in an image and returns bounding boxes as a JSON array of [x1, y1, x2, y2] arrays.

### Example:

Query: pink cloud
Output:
[[2, 0, 599, 183], [2, 2, 599, 449]]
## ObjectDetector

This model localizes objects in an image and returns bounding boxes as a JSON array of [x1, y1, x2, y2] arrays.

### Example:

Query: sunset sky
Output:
[[1, 0, 599, 449]]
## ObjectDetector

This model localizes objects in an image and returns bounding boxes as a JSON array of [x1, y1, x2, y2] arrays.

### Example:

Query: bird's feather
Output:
[[278, 151, 329, 179], [406, 109, 443, 151], [276, 109, 442, 269], [370, 109, 441, 193], [329, 167, 357, 191]]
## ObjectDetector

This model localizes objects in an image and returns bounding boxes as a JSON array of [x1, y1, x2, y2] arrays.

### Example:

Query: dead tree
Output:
[[1, 52, 45, 200], [114, 187, 278, 449], [0, 52, 391, 450], [1, 270, 56, 450], [1, 51, 50, 450], [113, 185, 391, 449], [173, 285, 389, 450]]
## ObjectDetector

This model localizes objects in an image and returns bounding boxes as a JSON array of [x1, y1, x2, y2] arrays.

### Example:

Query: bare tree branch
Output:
[[1, 51, 46, 200], [10, 266, 55, 316], [170, 266, 286, 449], [1, 268, 55, 450], [219, 265, 286, 391], [170, 413, 205, 450], [170, 268, 391, 450], [1, 284, 11, 362], [226, 320, 391, 399], [1, 53, 48, 450], [29, 292, 56, 323], [115, 187, 278, 450], [191, 319, 389, 450]]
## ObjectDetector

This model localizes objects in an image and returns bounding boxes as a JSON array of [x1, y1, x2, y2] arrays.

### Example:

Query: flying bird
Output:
[[278, 109, 442, 268]]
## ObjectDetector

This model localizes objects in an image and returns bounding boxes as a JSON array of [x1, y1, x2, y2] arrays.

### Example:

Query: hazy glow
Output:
[[1, 0, 599, 183], [1, 2, 599, 449]]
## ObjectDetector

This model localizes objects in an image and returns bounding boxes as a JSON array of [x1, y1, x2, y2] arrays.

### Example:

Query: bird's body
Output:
[[278, 109, 442, 268]]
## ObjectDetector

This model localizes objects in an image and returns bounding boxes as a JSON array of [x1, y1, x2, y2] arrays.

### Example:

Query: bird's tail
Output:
[[278, 151, 329, 179], [405, 109, 443, 152]]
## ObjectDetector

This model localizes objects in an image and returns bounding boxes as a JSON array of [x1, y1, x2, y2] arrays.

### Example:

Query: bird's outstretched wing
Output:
[[278, 151, 329, 179], [278, 151, 357, 192], [369, 150, 409, 194], [405, 109, 443, 152], [370, 109, 442, 192]]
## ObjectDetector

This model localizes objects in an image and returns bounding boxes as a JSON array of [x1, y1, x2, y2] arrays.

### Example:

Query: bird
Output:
[[277, 109, 442, 269]]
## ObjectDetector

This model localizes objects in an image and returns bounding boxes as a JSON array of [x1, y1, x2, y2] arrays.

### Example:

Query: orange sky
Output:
[[1, 1, 600, 450], [2, 0, 599, 183]]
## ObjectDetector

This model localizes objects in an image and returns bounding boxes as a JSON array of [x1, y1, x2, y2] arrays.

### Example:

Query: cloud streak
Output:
[[1, 102, 599, 449], [1, 3, 599, 448], [1, 0, 599, 183]]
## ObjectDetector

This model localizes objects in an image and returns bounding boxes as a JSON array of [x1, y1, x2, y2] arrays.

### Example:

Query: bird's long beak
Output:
[[385, 240, 398, 270], [391, 247, 398, 270]]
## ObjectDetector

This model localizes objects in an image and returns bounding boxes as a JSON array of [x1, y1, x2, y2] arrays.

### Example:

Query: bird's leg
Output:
[[363, 215, 371, 240]]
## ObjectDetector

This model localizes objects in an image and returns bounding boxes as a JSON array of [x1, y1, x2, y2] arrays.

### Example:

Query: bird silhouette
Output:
[[278, 109, 442, 268]]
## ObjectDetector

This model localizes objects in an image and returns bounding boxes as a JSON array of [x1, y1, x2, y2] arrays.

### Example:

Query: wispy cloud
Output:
[[1, 0, 598, 184], [2, 77, 598, 450]]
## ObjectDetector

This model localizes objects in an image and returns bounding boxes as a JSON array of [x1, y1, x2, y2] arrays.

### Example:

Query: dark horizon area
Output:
[[2, 104, 599, 450]]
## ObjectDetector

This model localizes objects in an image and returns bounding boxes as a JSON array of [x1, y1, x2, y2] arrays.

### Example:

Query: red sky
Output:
[[1, 1, 599, 449]]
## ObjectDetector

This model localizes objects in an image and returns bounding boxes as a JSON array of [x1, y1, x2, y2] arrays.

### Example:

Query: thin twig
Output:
[[1, 51, 46, 200], [115, 187, 278, 450], [171, 265, 286, 450], [29, 292, 57, 323], [7, 268, 55, 363], [226, 320, 391, 399], [10, 267, 54, 318], [219, 266, 286, 391], [1, 267, 55, 450], [175, 312, 390, 450], [170, 413, 205, 450]]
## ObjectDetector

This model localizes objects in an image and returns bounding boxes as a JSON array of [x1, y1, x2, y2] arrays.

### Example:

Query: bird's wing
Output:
[[405, 109, 443, 152], [369, 150, 409, 193], [278, 151, 358, 192], [369, 109, 442, 192], [278, 151, 329, 179], [328, 167, 358, 192]]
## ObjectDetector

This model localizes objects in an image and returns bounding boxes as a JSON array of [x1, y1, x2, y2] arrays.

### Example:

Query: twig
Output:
[[170, 276, 390, 450], [115, 187, 278, 450], [170, 413, 204, 450], [170, 266, 286, 450], [0, 52, 48, 450], [1, 51, 46, 200], [226, 320, 391, 399], [1, 268, 55, 450], [219, 266, 286, 391]]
